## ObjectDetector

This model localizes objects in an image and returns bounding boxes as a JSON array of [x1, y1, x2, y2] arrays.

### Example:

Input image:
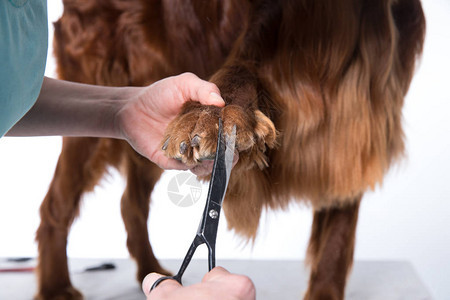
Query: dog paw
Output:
[[162, 102, 277, 170], [35, 286, 83, 300]]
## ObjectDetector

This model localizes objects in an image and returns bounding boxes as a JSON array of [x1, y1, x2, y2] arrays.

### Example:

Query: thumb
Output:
[[142, 273, 182, 298], [176, 72, 225, 107], [142, 273, 163, 297]]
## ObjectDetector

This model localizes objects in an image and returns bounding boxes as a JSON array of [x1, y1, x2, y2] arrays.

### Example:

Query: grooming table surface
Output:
[[0, 259, 432, 299]]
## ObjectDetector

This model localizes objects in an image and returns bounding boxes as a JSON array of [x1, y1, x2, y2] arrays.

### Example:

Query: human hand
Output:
[[142, 267, 256, 300], [115, 72, 225, 170]]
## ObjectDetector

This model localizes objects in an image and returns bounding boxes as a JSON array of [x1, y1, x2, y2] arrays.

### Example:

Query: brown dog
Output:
[[35, 1, 425, 299]]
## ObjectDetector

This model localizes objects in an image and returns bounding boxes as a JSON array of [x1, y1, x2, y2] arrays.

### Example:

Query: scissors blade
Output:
[[196, 120, 236, 236], [224, 125, 237, 183], [209, 122, 236, 207], [200, 120, 235, 268]]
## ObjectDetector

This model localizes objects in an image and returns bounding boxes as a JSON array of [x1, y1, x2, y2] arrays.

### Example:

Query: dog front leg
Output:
[[35, 137, 109, 300], [120, 153, 168, 281]]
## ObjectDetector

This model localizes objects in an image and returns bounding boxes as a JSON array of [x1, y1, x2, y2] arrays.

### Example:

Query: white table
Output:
[[0, 259, 432, 299]]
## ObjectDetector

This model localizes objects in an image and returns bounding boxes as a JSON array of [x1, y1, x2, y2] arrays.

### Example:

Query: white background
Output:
[[0, 1, 449, 299]]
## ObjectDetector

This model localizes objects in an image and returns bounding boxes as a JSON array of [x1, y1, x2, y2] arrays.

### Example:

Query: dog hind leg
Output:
[[304, 199, 361, 300]]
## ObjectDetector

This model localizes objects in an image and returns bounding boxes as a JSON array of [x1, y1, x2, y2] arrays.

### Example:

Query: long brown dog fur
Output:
[[35, 1, 425, 299]]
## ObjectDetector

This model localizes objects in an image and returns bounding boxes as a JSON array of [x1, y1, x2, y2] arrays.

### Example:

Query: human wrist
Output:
[[110, 86, 145, 141], [81, 84, 142, 140]]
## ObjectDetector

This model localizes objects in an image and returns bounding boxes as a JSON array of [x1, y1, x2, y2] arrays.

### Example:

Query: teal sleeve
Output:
[[0, 0, 48, 137]]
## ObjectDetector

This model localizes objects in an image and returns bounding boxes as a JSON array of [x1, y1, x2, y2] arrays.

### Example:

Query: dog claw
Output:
[[162, 138, 170, 150], [198, 155, 215, 161], [191, 135, 201, 147], [180, 141, 188, 154]]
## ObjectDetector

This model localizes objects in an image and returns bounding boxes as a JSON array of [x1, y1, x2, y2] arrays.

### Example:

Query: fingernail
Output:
[[210, 92, 225, 105]]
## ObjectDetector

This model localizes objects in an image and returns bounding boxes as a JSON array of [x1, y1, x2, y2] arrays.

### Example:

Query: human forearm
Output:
[[6, 77, 133, 138], [6, 73, 225, 170]]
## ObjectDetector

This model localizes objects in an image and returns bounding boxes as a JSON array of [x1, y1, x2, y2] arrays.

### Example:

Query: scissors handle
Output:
[[150, 239, 196, 290], [150, 232, 216, 291]]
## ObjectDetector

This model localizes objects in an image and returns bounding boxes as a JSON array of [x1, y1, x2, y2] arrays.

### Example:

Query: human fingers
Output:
[[202, 266, 231, 282], [153, 154, 190, 171], [202, 267, 256, 300], [175, 73, 225, 107], [142, 273, 182, 299], [160, 158, 190, 170], [189, 151, 239, 177], [189, 160, 215, 177]]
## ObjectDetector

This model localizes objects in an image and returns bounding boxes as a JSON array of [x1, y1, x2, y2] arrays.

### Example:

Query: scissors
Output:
[[151, 118, 236, 291]]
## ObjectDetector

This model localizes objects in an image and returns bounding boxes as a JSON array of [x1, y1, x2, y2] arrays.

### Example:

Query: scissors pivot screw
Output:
[[209, 209, 219, 219]]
